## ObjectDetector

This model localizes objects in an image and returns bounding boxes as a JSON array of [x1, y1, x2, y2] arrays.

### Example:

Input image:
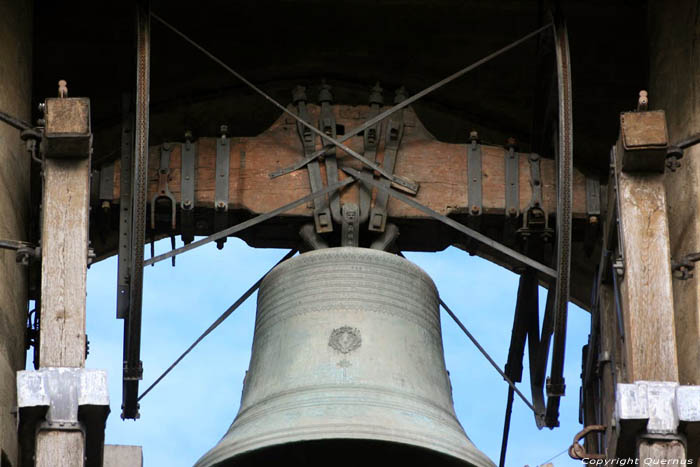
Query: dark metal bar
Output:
[[499, 387, 515, 467], [117, 93, 134, 320], [439, 297, 538, 414], [143, 177, 355, 267], [271, 23, 554, 179], [0, 110, 33, 132], [467, 134, 483, 216], [545, 15, 574, 428], [138, 249, 297, 402], [343, 167, 557, 279], [180, 135, 196, 244], [122, 0, 151, 420], [150, 12, 418, 194], [677, 132, 700, 150]]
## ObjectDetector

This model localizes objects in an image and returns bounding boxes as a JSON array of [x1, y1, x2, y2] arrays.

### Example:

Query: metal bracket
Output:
[[504, 138, 520, 218], [518, 153, 552, 242], [359, 83, 383, 224], [584, 175, 601, 256], [341, 203, 360, 247], [672, 252, 700, 280], [294, 86, 332, 233], [116, 94, 133, 320], [151, 143, 176, 231], [503, 138, 520, 246], [319, 83, 341, 223], [215, 126, 230, 249], [17, 368, 110, 467], [369, 87, 407, 232], [467, 130, 483, 216], [181, 131, 196, 245], [98, 162, 115, 207], [0, 239, 40, 265], [568, 425, 606, 460]]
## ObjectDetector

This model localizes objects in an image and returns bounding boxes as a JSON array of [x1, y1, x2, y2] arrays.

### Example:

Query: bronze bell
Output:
[[196, 247, 495, 467]]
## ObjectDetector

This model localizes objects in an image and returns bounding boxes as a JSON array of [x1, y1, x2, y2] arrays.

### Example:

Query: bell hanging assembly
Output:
[[196, 247, 495, 467]]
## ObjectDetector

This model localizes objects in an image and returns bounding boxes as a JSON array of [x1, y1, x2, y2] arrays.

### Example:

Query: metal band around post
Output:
[[181, 136, 196, 244], [215, 130, 230, 248]]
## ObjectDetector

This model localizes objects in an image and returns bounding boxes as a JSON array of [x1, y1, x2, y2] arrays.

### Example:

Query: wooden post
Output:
[[613, 109, 684, 459], [36, 96, 92, 466]]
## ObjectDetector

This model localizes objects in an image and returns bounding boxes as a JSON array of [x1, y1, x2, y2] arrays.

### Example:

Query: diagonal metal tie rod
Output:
[[150, 12, 418, 194], [138, 249, 297, 401], [344, 167, 556, 279], [271, 22, 553, 179], [397, 250, 538, 414], [144, 177, 355, 266], [440, 297, 538, 414], [0, 110, 34, 132]]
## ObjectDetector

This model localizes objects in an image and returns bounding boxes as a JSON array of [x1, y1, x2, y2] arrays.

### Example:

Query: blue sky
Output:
[[78, 237, 589, 466]]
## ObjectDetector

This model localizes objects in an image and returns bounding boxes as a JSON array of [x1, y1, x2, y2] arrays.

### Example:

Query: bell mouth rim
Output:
[[195, 424, 495, 467]]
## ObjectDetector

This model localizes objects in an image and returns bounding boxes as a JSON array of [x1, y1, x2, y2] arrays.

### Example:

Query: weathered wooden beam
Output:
[[107, 105, 591, 222], [614, 113, 678, 383], [36, 97, 92, 467], [650, 0, 700, 391], [610, 109, 685, 460], [94, 103, 599, 307]]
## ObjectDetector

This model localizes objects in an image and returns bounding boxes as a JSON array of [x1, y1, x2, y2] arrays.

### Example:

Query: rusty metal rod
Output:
[[150, 12, 418, 194], [138, 249, 297, 402], [271, 22, 553, 179], [0, 110, 33, 132], [439, 297, 538, 414]]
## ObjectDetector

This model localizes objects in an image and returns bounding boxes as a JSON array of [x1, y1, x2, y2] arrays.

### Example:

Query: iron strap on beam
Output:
[[342, 167, 556, 279], [180, 133, 196, 244], [467, 132, 483, 216], [116, 93, 133, 320], [144, 177, 355, 267]]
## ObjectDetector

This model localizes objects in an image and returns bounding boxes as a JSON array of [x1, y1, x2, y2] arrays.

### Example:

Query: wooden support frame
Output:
[[93, 103, 599, 306], [36, 97, 93, 466], [584, 109, 686, 460]]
